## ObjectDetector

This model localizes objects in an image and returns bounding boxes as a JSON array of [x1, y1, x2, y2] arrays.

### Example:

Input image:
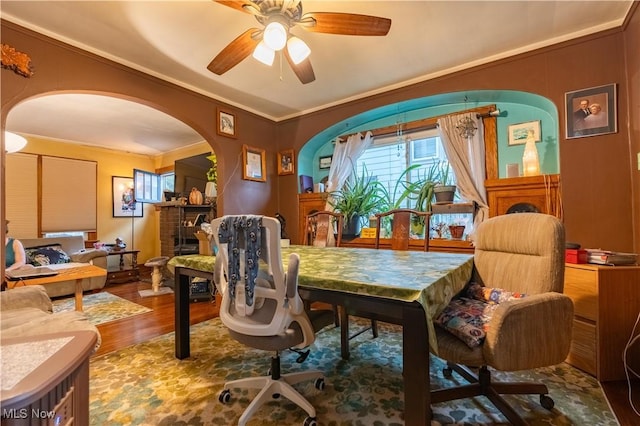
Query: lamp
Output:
[[522, 134, 540, 176], [263, 20, 288, 51], [286, 36, 310, 64], [4, 131, 27, 153], [252, 40, 275, 66]]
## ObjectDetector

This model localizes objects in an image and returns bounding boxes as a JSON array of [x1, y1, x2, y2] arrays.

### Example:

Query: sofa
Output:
[[14, 236, 108, 298], [0, 285, 101, 351]]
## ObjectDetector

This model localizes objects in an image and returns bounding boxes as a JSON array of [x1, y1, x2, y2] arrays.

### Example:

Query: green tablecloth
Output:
[[168, 245, 473, 352]]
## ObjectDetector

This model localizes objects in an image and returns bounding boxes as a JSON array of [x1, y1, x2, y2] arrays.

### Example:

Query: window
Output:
[[355, 127, 472, 238], [356, 127, 454, 208]]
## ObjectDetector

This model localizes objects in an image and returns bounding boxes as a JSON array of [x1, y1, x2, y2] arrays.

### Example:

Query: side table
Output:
[[1, 331, 97, 425], [106, 249, 140, 284]]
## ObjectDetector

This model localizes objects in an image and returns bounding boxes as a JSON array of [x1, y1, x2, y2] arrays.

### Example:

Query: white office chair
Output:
[[212, 215, 333, 426]]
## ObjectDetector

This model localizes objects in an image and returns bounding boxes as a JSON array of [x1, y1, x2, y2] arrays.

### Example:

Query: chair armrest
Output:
[[0, 285, 53, 313], [69, 249, 107, 264], [483, 292, 574, 371]]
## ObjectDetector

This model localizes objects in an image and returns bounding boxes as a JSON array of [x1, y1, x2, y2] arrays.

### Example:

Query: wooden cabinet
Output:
[[563, 263, 640, 381], [485, 174, 561, 218], [297, 193, 328, 245]]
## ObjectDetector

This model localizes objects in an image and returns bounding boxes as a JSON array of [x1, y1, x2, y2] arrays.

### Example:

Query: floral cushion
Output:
[[435, 282, 526, 348], [25, 244, 71, 266]]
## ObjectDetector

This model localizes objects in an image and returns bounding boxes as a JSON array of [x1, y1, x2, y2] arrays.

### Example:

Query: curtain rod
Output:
[[338, 105, 497, 141]]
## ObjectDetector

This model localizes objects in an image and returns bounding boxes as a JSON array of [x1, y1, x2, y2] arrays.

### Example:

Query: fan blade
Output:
[[214, 1, 260, 15], [284, 48, 315, 84], [299, 12, 391, 36], [207, 28, 260, 75]]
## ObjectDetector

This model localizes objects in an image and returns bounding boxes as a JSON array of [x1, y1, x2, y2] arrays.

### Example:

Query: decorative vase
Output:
[[189, 187, 204, 205]]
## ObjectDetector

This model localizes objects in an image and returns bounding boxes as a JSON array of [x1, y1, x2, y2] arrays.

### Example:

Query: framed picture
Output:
[[217, 108, 237, 138], [242, 144, 266, 182], [319, 155, 333, 170], [277, 149, 295, 176], [565, 83, 617, 139], [112, 176, 143, 218], [507, 120, 541, 146]]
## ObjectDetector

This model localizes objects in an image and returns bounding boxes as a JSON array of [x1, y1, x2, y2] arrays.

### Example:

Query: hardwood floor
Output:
[[92, 280, 639, 424], [93, 279, 218, 357]]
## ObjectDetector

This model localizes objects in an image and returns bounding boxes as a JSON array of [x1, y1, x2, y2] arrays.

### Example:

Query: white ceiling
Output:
[[1, 1, 633, 155]]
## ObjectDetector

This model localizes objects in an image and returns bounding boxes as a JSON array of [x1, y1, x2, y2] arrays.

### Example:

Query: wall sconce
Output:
[[522, 136, 540, 176], [4, 131, 27, 153]]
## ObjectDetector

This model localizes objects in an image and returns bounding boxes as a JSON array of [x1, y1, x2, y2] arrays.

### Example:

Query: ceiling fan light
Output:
[[287, 37, 311, 64], [263, 21, 287, 51], [253, 41, 275, 66], [4, 131, 27, 153]]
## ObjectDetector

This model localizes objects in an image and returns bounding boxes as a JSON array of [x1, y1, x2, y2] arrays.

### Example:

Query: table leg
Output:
[[174, 268, 191, 359], [402, 304, 431, 425], [75, 278, 83, 311]]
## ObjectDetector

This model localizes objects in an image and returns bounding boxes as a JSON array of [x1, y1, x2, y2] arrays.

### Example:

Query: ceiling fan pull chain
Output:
[[279, 51, 283, 81]]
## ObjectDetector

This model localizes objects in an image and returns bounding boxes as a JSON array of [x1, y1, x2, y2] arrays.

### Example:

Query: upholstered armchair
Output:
[[431, 213, 574, 425]]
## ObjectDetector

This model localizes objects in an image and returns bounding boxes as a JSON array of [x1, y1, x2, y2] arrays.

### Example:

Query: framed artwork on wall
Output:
[[112, 176, 143, 217], [565, 83, 617, 139], [242, 144, 266, 182], [507, 120, 541, 146], [217, 108, 237, 138], [319, 155, 333, 170], [277, 149, 295, 175]]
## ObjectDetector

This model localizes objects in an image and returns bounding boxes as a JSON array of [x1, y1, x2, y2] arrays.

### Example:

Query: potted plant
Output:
[[329, 166, 381, 238], [433, 161, 456, 204], [408, 162, 440, 235]]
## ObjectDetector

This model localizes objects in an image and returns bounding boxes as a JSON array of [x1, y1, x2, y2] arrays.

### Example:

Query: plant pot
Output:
[[448, 225, 465, 240], [343, 216, 362, 239], [434, 185, 456, 204]]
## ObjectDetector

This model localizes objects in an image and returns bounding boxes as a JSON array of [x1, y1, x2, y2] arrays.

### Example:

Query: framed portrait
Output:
[[112, 176, 143, 218], [565, 83, 617, 139], [507, 120, 541, 146], [217, 108, 237, 138], [319, 155, 333, 170], [242, 144, 266, 182], [277, 149, 295, 176]]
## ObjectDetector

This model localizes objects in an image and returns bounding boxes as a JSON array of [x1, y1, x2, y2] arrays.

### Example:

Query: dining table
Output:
[[169, 245, 474, 425]]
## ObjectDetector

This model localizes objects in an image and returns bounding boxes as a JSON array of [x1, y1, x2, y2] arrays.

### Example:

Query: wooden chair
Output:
[[304, 210, 378, 359], [374, 208, 432, 252], [304, 210, 343, 247]]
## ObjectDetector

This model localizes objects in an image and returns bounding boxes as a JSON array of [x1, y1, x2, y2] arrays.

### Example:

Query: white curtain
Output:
[[324, 130, 374, 204], [437, 113, 489, 228]]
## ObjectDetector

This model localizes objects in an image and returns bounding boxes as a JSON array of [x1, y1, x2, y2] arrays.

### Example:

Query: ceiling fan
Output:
[[208, 0, 392, 84]]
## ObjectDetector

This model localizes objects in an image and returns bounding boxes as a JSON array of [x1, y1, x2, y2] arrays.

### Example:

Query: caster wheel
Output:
[[218, 389, 231, 404], [443, 367, 453, 378], [303, 416, 317, 426], [272, 393, 281, 399], [540, 394, 554, 410], [314, 377, 325, 391]]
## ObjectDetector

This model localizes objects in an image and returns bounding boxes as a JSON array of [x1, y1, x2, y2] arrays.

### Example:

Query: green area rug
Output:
[[52, 292, 151, 326], [89, 319, 617, 425]]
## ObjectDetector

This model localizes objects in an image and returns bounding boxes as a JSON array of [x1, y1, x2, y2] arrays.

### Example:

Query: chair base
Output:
[[431, 363, 554, 426], [220, 355, 324, 426]]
